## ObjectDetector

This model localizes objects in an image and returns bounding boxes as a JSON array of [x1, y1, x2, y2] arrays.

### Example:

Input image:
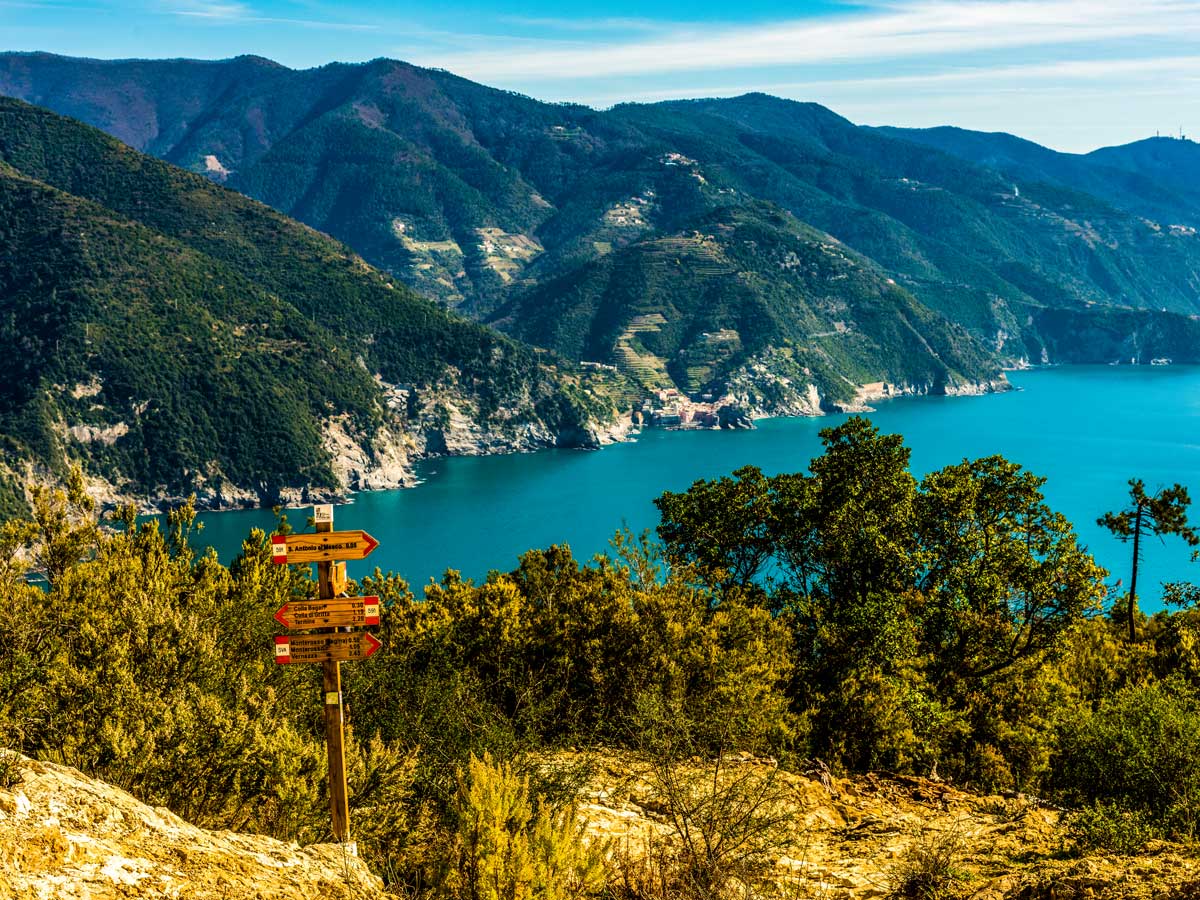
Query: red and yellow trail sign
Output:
[[274, 596, 381, 630], [270, 530, 379, 564], [273, 631, 382, 665]]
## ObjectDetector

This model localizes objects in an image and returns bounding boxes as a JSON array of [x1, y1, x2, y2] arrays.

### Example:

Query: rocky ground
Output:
[[0, 754, 384, 899], [565, 753, 1200, 899], [3, 749, 1199, 899]]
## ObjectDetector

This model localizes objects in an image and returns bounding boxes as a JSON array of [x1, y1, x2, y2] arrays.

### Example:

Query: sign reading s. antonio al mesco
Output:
[[270, 530, 379, 564]]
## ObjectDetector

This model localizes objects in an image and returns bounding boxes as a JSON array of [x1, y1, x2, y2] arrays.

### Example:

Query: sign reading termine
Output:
[[274, 597, 381, 629]]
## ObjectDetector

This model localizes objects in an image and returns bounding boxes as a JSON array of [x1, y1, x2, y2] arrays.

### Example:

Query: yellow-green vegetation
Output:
[[449, 753, 605, 900], [4, 421, 1200, 897]]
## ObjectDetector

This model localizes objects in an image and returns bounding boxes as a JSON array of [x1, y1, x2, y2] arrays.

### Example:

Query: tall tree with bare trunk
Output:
[[1099, 479, 1199, 641]]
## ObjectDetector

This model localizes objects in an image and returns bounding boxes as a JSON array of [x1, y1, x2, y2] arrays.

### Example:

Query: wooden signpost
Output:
[[330, 562, 349, 597], [270, 504, 381, 846]]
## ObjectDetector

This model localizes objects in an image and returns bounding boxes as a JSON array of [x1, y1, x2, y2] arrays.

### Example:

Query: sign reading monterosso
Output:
[[274, 632, 382, 665], [270, 506, 381, 846], [270, 530, 379, 564]]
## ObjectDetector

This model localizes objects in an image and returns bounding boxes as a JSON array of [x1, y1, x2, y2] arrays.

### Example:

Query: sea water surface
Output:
[[189, 367, 1200, 608]]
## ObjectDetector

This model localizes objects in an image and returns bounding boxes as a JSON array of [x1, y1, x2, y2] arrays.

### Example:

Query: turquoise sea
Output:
[[187, 367, 1200, 610]]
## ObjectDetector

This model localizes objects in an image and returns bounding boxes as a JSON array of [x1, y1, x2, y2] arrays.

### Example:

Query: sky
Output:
[[4, 0, 1200, 152]]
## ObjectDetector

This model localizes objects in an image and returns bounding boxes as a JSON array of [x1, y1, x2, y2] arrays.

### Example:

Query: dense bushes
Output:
[[0, 476, 330, 839], [0, 468, 796, 893], [655, 417, 1108, 784], [5, 418, 1200, 893], [1052, 679, 1200, 840]]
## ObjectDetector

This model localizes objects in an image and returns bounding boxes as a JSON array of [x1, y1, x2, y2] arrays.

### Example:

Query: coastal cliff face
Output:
[[648, 347, 1012, 429], [21, 384, 630, 516], [1028, 307, 1200, 365]]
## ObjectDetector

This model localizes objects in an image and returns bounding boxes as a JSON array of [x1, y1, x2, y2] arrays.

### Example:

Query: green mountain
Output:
[[1087, 136, 1200, 202], [0, 97, 620, 519], [4, 53, 1200, 410], [492, 202, 998, 408], [876, 126, 1200, 229]]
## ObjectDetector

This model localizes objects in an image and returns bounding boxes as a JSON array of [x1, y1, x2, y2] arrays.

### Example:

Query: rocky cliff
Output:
[[0, 753, 385, 899]]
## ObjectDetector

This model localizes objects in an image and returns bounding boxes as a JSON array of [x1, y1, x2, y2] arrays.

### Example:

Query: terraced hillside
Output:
[[492, 203, 1000, 408], [6, 53, 1200, 380]]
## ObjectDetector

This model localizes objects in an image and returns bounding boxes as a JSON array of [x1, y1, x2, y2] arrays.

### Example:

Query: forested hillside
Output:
[[0, 97, 621, 518], [492, 202, 999, 408], [5, 52, 1200, 394]]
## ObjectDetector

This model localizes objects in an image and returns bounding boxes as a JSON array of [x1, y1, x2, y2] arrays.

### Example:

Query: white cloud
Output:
[[169, 0, 247, 17], [591, 54, 1200, 104], [411, 0, 1200, 81], [168, 0, 375, 29], [494, 15, 676, 34]]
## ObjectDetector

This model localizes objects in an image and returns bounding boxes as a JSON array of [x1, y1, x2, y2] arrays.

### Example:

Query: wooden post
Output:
[[316, 509, 351, 844]]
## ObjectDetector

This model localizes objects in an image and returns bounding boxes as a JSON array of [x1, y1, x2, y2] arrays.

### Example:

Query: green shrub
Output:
[[888, 826, 967, 900], [1050, 679, 1200, 838], [0, 749, 21, 790], [449, 752, 605, 900], [1065, 802, 1156, 855]]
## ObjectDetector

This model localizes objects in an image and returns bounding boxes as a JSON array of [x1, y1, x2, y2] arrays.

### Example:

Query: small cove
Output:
[[188, 367, 1200, 610]]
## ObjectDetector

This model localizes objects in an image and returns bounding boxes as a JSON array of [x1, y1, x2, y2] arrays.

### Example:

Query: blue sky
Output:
[[4, 0, 1200, 151]]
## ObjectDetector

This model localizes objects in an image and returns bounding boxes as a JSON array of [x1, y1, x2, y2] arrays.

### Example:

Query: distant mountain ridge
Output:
[[876, 125, 1200, 230], [0, 96, 623, 518], [3, 51, 1200, 447]]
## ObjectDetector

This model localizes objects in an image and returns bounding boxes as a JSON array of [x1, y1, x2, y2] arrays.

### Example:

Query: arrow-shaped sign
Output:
[[274, 632, 382, 665], [271, 530, 380, 565], [274, 596, 381, 630]]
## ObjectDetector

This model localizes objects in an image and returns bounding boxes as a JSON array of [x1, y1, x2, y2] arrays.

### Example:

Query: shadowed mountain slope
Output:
[[4, 53, 1200, 413], [877, 125, 1200, 229], [0, 97, 619, 517]]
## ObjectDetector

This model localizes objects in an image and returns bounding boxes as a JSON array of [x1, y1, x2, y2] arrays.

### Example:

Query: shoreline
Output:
[[70, 363, 1200, 521], [111, 364, 1200, 608], [103, 374, 1013, 517]]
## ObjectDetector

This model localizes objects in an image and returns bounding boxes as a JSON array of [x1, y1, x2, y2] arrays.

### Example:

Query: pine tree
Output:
[[1099, 479, 1199, 641]]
